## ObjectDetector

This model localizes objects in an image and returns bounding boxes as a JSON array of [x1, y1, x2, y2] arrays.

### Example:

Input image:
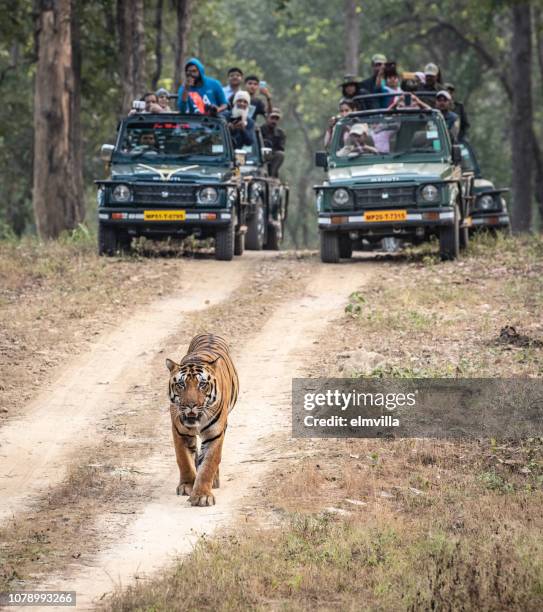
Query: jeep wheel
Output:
[[234, 230, 245, 256], [459, 225, 469, 250], [98, 223, 120, 256], [439, 207, 460, 261], [339, 235, 353, 259], [215, 221, 235, 261], [264, 222, 281, 250], [246, 202, 265, 250], [320, 231, 340, 263]]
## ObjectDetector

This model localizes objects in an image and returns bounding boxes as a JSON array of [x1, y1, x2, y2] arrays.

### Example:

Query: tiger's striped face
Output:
[[167, 361, 218, 429]]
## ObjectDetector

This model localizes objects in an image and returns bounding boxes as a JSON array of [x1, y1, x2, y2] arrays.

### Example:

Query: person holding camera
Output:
[[177, 57, 228, 115], [243, 75, 272, 122], [359, 53, 387, 109], [225, 91, 255, 150], [128, 92, 163, 115]]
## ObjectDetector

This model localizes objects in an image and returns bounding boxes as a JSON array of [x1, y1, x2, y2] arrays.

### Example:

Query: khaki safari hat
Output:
[[424, 62, 439, 76]]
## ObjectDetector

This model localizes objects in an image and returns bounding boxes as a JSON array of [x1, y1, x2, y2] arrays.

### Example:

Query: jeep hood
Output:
[[473, 178, 495, 192], [110, 162, 232, 183], [328, 162, 456, 185]]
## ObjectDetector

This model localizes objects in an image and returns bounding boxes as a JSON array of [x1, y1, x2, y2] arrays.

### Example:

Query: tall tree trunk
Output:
[[117, 0, 147, 113], [151, 0, 163, 90], [510, 2, 533, 232], [531, 5, 543, 223], [71, 0, 83, 210], [173, 0, 192, 92], [344, 0, 359, 75], [32, 0, 84, 239]]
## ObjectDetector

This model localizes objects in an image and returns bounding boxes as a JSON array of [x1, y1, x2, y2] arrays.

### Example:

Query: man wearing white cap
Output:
[[337, 123, 378, 157], [421, 63, 443, 92], [226, 90, 255, 149], [435, 90, 460, 141]]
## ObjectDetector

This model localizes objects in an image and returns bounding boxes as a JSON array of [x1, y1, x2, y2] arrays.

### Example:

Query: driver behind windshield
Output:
[[337, 123, 378, 157], [126, 130, 160, 155]]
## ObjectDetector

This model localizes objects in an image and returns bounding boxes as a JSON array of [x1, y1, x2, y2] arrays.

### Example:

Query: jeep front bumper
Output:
[[98, 208, 232, 226], [470, 212, 510, 228], [318, 207, 456, 232]]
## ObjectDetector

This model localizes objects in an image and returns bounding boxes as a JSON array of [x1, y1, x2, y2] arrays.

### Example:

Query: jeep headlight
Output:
[[197, 187, 219, 205], [97, 187, 105, 208], [332, 188, 351, 208], [112, 184, 131, 202], [421, 184, 439, 203], [477, 194, 495, 211]]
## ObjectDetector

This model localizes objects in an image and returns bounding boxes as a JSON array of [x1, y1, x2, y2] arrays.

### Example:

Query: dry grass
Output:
[[0, 250, 313, 592], [310, 232, 543, 378], [102, 437, 543, 611], [0, 454, 140, 591], [102, 234, 543, 611], [0, 233, 203, 416]]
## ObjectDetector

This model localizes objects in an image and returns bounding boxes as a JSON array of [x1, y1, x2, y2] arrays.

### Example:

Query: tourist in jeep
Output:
[[324, 98, 356, 148], [383, 63, 402, 107], [339, 75, 363, 108], [128, 92, 163, 115], [261, 107, 286, 177], [155, 88, 171, 111], [421, 63, 443, 92], [226, 91, 255, 149], [337, 123, 378, 157], [177, 57, 228, 115], [359, 54, 387, 109], [223, 66, 244, 100], [435, 90, 460, 141], [445, 82, 470, 141], [243, 75, 272, 121]]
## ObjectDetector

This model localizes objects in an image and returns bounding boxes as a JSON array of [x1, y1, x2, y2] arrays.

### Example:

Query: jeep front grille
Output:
[[131, 184, 196, 206], [353, 186, 416, 209]]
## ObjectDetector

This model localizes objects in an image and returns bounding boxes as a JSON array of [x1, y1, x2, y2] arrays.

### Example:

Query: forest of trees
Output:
[[0, 0, 542, 246]]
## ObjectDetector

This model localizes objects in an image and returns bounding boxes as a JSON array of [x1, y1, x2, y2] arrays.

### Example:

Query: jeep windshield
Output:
[[113, 118, 229, 164], [331, 112, 449, 165]]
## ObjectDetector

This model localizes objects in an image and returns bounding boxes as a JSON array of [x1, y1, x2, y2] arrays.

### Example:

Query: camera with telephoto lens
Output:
[[132, 100, 146, 111], [204, 104, 218, 117]]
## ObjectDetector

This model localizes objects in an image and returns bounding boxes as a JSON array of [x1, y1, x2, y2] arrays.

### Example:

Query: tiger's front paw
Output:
[[189, 491, 215, 506], [176, 483, 193, 496]]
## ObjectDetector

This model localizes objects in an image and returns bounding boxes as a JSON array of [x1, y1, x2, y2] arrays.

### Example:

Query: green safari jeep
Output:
[[96, 113, 248, 260], [314, 107, 472, 262]]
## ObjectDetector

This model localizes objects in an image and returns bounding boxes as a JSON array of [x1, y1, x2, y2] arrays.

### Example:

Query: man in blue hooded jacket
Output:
[[177, 58, 228, 115]]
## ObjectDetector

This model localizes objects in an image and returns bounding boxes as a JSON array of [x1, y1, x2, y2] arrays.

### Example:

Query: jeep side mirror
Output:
[[452, 144, 462, 166], [235, 149, 247, 166], [100, 144, 114, 162], [261, 147, 273, 162], [315, 151, 328, 169]]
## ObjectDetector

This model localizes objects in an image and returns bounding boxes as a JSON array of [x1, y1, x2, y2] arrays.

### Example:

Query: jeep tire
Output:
[[320, 230, 340, 263], [339, 234, 353, 259], [246, 201, 265, 250], [234, 230, 245, 256], [215, 220, 235, 261], [459, 225, 469, 250], [439, 206, 460, 261], [98, 223, 130, 256], [264, 222, 280, 250]]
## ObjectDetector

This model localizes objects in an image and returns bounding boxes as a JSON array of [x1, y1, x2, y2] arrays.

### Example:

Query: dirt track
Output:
[[0, 252, 376, 609]]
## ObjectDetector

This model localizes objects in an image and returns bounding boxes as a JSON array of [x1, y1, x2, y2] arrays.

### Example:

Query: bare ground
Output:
[[2, 235, 542, 611], [0, 244, 378, 608]]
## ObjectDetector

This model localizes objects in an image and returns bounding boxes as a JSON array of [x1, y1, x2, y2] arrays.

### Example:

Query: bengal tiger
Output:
[[166, 333, 239, 507]]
